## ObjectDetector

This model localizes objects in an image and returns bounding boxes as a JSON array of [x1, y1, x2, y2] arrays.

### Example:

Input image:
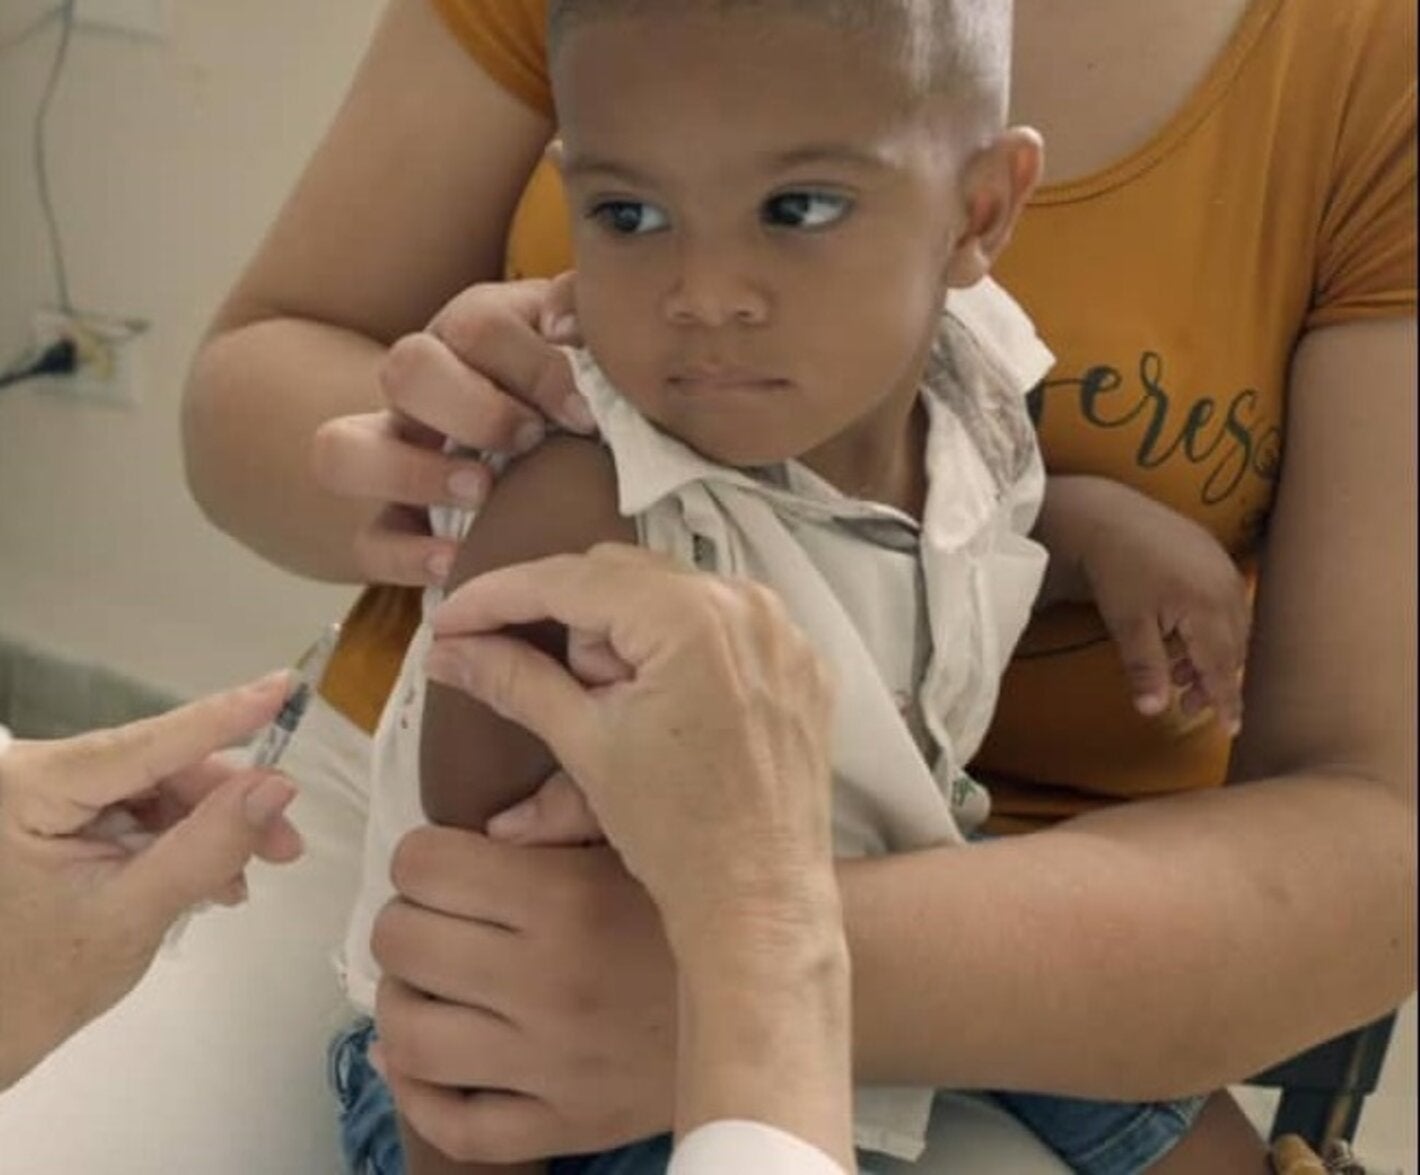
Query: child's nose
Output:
[[662, 240, 770, 328]]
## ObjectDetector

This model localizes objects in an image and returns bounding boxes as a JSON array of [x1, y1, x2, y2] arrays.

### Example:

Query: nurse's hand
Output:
[[423, 545, 838, 939], [0, 674, 303, 1092]]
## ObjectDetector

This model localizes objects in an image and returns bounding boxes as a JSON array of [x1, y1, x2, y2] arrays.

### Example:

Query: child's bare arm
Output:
[[404, 434, 633, 1175], [1034, 474, 1251, 734], [420, 434, 634, 829]]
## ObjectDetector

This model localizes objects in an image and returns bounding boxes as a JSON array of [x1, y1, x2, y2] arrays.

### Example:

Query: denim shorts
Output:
[[327, 1018, 671, 1175], [328, 1017, 1203, 1175], [328, 1019, 404, 1175], [990, 1089, 1206, 1174]]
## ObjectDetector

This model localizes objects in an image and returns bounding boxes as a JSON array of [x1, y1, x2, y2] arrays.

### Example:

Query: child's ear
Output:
[[945, 127, 1043, 289]]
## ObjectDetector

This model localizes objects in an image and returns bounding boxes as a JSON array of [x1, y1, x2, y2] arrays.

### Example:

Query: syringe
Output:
[[250, 622, 342, 770]]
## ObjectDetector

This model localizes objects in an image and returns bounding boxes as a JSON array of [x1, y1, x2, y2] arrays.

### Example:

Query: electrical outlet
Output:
[[73, 0, 168, 41], [31, 310, 145, 408]]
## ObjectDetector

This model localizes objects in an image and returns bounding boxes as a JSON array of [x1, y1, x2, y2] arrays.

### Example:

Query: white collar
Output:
[[567, 275, 1053, 537]]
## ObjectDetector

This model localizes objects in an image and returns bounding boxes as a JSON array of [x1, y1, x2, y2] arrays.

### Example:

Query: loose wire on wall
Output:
[[0, 5, 64, 56], [34, 0, 78, 315], [0, 337, 76, 390], [2, 2, 148, 396]]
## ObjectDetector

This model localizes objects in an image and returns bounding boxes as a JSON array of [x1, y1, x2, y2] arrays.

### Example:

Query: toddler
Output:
[[334, 3, 1249, 1173]]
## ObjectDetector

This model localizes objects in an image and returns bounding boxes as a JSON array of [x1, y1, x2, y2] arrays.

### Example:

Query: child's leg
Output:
[[399, 1114, 545, 1175], [1145, 1091, 1268, 1175]]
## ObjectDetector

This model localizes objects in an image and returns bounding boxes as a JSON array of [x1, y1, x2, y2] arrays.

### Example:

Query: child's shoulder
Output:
[[449, 433, 635, 588]]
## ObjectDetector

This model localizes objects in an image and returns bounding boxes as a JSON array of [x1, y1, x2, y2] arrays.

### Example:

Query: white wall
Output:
[[0, 0, 385, 697]]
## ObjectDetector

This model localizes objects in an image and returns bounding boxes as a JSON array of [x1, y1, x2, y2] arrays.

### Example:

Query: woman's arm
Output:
[[845, 316, 1416, 1098], [181, 0, 553, 582]]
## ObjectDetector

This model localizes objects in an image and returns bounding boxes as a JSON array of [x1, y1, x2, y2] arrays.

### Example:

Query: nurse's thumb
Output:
[[115, 774, 297, 936]]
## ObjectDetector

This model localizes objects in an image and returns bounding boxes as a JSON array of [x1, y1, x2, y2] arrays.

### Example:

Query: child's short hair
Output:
[[548, 0, 1013, 130]]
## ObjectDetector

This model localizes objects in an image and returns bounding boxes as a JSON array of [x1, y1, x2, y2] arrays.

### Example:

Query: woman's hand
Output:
[[370, 829, 678, 1162], [0, 675, 303, 1091], [309, 274, 588, 588], [422, 545, 838, 925]]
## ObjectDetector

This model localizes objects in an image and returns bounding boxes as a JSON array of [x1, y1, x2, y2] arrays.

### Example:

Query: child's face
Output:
[[554, 10, 972, 469]]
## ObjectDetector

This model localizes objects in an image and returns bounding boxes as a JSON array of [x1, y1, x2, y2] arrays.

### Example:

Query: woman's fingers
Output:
[[382, 1064, 564, 1167], [384, 824, 566, 926], [107, 772, 298, 933], [424, 634, 597, 773], [1, 674, 289, 835], [118, 757, 300, 865], [312, 277, 599, 588], [381, 332, 547, 456], [430, 278, 588, 434], [486, 772, 605, 846], [566, 630, 635, 686], [312, 412, 493, 511], [371, 904, 520, 1008], [537, 271, 582, 344], [352, 504, 461, 588], [375, 977, 531, 1090], [430, 546, 688, 652]]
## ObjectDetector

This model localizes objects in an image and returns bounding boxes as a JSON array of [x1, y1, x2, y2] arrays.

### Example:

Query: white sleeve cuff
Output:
[[669, 1120, 849, 1175], [0, 723, 11, 758]]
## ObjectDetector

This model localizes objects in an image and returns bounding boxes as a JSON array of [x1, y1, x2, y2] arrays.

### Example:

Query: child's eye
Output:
[[762, 191, 853, 230], [589, 200, 670, 235]]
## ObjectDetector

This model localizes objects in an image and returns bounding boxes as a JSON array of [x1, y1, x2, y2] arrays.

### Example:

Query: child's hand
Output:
[[1042, 477, 1251, 735]]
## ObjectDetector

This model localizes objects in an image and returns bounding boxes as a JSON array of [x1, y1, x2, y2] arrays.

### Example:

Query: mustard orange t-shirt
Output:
[[322, 0, 1416, 827]]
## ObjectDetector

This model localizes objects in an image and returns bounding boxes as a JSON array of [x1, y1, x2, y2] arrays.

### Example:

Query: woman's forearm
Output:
[[842, 768, 1415, 1099], [182, 316, 387, 583], [675, 911, 855, 1173]]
